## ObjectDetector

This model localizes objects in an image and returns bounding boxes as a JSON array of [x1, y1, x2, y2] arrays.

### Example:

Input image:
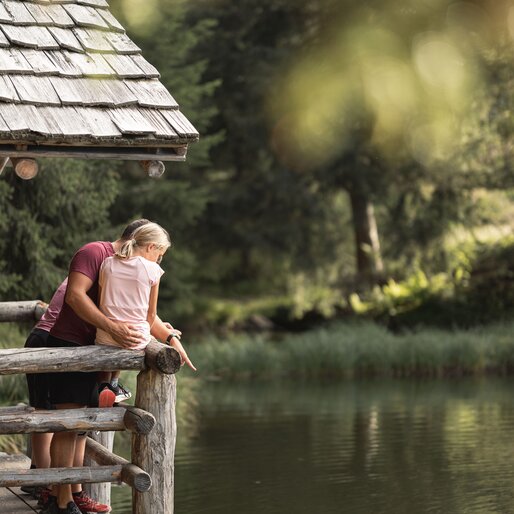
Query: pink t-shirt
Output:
[[96, 256, 164, 350], [35, 278, 68, 332], [51, 241, 114, 346]]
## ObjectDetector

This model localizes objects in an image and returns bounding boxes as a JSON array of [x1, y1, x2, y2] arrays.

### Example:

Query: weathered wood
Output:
[[0, 156, 9, 175], [85, 437, 151, 492], [0, 300, 47, 322], [122, 406, 156, 435], [0, 407, 154, 434], [0, 452, 30, 470], [0, 405, 35, 416], [73, 27, 114, 53], [133, 370, 177, 514], [0, 465, 122, 487], [140, 160, 165, 178], [84, 431, 114, 507], [10, 75, 61, 106], [1, 25, 60, 51], [48, 26, 84, 53], [125, 79, 178, 108], [0, 144, 188, 161], [144, 339, 182, 374], [62, 4, 109, 30], [103, 53, 145, 78], [0, 346, 145, 375]]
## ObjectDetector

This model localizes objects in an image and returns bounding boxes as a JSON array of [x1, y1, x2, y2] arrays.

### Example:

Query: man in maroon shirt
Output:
[[41, 219, 195, 514]]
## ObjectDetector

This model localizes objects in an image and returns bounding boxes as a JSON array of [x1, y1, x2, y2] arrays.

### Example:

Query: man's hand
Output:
[[107, 320, 146, 348]]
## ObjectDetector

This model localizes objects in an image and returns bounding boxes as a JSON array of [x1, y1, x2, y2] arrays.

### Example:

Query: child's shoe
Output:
[[113, 382, 132, 403], [73, 491, 111, 513], [98, 383, 116, 408]]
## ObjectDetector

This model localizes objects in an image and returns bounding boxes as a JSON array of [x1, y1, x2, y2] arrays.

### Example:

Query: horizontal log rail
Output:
[[0, 300, 47, 322], [0, 465, 123, 488], [86, 437, 152, 492], [0, 340, 181, 375], [0, 406, 155, 435]]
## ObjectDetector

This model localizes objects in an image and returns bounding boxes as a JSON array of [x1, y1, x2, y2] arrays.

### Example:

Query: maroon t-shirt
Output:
[[50, 241, 114, 346]]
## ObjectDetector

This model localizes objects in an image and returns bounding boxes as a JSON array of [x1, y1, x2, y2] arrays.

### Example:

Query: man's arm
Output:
[[66, 271, 144, 347]]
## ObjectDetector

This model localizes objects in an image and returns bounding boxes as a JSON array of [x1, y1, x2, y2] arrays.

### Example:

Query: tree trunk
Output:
[[348, 188, 383, 283]]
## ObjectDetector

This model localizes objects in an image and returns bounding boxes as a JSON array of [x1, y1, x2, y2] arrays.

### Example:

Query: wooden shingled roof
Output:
[[0, 0, 199, 163]]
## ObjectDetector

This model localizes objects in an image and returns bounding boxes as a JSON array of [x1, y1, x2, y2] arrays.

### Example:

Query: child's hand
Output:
[[163, 321, 182, 339], [169, 337, 197, 372]]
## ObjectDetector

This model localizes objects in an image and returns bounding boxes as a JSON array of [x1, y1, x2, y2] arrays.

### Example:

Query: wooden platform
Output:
[[0, 453, 38, 513]]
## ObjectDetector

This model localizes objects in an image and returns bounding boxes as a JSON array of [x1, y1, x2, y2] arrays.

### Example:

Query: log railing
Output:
[[0, 300, 181, 514]]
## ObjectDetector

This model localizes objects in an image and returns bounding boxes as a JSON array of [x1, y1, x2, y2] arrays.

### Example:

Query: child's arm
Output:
[[147, 281, 159, 329]]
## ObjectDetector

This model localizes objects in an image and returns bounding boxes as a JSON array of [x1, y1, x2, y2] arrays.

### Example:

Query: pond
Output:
[[111, 378, 514, 514]]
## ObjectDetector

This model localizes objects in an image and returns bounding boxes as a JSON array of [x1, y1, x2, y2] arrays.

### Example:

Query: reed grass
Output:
[[186, 321, 514, 380]]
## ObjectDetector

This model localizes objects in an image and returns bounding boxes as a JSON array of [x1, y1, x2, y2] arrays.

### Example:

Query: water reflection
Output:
[[112, 378, 514, 514]]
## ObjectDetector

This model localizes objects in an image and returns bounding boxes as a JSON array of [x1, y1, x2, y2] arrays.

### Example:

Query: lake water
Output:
[[111, 378, 514, 514]]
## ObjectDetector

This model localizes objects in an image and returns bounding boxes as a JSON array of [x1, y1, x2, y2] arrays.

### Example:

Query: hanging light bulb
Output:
[[140, 160, 165, 178], [11, 158, 39, 180]]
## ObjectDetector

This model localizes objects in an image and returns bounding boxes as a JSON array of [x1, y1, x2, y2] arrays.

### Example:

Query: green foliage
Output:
[[0, 160, 119, 301], [188, 321, 514, 380]]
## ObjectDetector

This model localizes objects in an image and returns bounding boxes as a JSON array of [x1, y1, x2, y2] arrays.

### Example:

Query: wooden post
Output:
[[132, 369, 177, 514], [0, 300, 47, 322], [140, 160, 165, 178], [84, 431, 115, 508], [11, 157, 39, 180]]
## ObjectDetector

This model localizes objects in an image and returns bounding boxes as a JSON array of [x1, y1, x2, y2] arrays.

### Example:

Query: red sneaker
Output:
[[98, 383, 116, 408], [73, 491, 111, 513]]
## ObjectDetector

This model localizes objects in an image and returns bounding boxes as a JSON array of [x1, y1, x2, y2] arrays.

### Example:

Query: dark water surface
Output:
[[112, 378, 514, 514]]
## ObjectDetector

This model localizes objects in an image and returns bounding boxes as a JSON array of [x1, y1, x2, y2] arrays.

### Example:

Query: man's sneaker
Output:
[[38, 495, 57, 514], [73, 491, 111, 513], [37, 488, 53, 507], [57, 501, 82, 514], [98, 383, 116, 408], [113, 382, 132, 403]]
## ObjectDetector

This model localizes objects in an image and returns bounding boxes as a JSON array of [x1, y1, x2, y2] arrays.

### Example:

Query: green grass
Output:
[[186, 321, 514, 380]]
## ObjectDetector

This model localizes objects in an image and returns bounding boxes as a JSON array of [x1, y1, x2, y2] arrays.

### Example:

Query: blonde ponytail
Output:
[[115, 223, 171, 260]]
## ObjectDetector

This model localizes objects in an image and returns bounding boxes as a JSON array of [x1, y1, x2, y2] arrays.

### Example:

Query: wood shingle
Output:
[[0, 0, 198, 162]]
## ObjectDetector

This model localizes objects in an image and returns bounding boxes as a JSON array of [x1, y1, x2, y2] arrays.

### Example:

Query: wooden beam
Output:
[[0, 407, 154, 434], [0, 301, 47, 323], [86, 437, 152, 492], [11, 158, 39, 180], [0, 465, 122, 488], [0, 346, 145, 375], [144, 339, 182, 375], [0, 145, 187, 162], [84, 431, 115, 507], [0, 405, 35, 416], [0, 157, 9, 176]]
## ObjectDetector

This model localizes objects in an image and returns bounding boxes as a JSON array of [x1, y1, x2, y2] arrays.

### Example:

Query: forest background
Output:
[[0, 0, 513, 335]]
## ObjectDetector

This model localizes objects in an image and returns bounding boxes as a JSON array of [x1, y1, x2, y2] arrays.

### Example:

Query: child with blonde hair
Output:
[[96, 222, 174, 407]]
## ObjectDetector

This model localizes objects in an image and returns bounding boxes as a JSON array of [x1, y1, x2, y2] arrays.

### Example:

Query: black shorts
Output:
[[25, 328, 52, 409], [31, 334, 99, 408]]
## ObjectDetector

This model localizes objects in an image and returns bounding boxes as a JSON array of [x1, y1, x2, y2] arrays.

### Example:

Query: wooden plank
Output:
[[62, 4, 109, 29], [73, 27, 113, 53], [51, 76, 125, 106], [98, 78, 138, 106], [10, 75, 61, 105], [97, 8, 125, 33], [33, 106, 64, 136], [3, 1, 35, 25], [0, 3, 12, 24], [103, 53, 144, 78], [0, 465, 123, 487], [130, 54, 159, 79], [45, 4, 75, 28], [1, 25, 60, 50], [77, 0, 110, 8], [125, 79, 178, 108], [0, 75, 19, 102], [0, 453, 30, 469], [0, 29, 9, 48], [108, 107, 156, 134], [105, 31, 141, 54], [48, 26, 84, 52], [44, 50, 83, 77], [139, 109, 178, 138], [75, 107, 122, 137], [0, 103, 29, 131], [0, 406, 154, 434], [16, 104, 55, 134], [24, 3, 54, 25], [20, 48, 60, 75], [0, 487, 38, 514], [64, 50, 113, 76], [160, 109, 199, 137], [0, 48, 32, 74]]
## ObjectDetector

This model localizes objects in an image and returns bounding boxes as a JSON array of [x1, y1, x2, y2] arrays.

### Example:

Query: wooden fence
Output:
[[0, 300, 181, 514]]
